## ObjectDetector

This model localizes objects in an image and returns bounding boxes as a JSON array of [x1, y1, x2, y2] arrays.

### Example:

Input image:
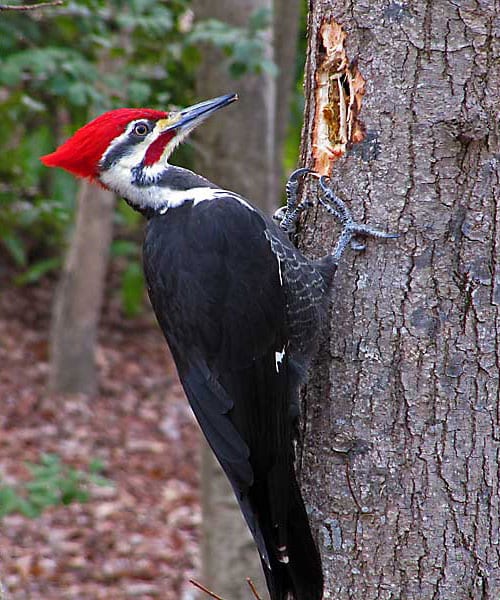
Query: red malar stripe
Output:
[[143, 131, 176, 166]]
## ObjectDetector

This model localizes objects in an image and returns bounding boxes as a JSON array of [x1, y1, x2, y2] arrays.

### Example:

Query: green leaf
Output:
[[2, 234, 27, 267], [111, 240, 139, 258], [61, 488, 89, 505], [89, 458, 105, 474], [0, 486, 22, 517], [14, 257, 61, 286], [17, 498, 41, 519], [121, 261, 145, 317], [67, 81, 91, 106], [127, 80, 152, 105], [89, 474, 113, 487], [248, 7, 273, 33]]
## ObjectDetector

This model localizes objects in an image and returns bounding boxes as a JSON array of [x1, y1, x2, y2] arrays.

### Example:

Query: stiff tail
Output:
[[252, 465, 324, 600]]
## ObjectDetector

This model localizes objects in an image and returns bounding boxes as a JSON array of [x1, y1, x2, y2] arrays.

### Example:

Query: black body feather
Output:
[[143, 191, 327, 600]]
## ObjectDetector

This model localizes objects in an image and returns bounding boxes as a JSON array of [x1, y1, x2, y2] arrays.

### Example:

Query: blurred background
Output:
[[0, 0, 306, 598]]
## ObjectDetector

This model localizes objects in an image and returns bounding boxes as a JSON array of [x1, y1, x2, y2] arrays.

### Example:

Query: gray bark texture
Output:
[[191, 1, 300, 597], [296, 1, 500, 599], [49, 181, 114, 395]]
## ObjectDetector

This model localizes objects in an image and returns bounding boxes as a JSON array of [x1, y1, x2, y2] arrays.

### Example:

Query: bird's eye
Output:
[[133, 123, 149, 137]]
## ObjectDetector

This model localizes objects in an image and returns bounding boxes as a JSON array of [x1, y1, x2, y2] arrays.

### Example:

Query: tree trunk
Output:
[[297, 1, 500, 598], [191, 0, 277, 214], [191, 1, 300, 597], [49, 181, 114, 395]]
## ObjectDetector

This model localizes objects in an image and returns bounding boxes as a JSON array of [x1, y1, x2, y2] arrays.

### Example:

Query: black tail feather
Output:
[[250, 466, 323, 600]]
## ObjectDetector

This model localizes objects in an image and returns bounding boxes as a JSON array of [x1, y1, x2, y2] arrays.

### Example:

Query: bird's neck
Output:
[[100, 163, 219, 218]]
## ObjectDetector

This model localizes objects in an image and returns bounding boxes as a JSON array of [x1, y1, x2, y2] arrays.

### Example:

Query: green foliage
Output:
[[0, 454, 112, 519], [110, 238, 145, 317], [188, 7, 277, 78], [13, 257, 62, 285], [283, 1, 308, 178], [0, 0, 195, 271]]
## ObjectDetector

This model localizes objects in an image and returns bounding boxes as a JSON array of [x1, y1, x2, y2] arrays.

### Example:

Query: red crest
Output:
[[40, 108, 168, 180]]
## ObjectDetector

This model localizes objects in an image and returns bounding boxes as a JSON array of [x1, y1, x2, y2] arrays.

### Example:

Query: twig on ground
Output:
[[246, 577, 263, 600], [189, 579, 228, 600]]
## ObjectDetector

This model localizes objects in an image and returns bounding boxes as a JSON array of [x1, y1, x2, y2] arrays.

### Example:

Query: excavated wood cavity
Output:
[[312, 20, 366, 175]]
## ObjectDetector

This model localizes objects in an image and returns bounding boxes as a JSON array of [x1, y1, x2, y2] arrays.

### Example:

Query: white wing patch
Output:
[[275, 347, 286, 372], [277, 256, 283, 286], [163, 187, 255, 210], [277, 544, 290, 564]]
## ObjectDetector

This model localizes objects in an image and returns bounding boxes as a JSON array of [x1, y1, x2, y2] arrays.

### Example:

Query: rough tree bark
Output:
[[191, 1, 301, 597], [49, 181, 114, 395], [296, 1, 500, 598]]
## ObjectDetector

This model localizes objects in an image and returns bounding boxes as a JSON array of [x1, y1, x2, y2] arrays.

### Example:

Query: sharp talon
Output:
[[288, 167, 311, 182], [273, 207, 287, 222], [278, 167, 318, 235], [316, 177, 398, 261]]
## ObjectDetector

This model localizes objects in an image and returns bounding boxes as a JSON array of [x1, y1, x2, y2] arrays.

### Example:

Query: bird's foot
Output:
[[318, 176, 399, 262], [273, 167, 315, 234]]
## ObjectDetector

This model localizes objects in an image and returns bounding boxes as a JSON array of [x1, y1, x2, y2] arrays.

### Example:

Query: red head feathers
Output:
[[40, 108, 167, 181]]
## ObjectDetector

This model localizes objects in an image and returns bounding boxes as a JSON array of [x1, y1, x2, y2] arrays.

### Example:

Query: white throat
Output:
[[99, 163, 254, 214]]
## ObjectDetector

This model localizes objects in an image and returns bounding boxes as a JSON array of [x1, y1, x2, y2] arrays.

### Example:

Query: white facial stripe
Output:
[[99, 162, 257, 214], [101, 120, 151, 164], [100, 118, 176, 171], [158, 127, 191, 164], [98, 118, 257, 214]]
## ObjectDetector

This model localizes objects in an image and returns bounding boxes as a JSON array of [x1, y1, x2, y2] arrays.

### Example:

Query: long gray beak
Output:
[[167, 93, 238, 132]]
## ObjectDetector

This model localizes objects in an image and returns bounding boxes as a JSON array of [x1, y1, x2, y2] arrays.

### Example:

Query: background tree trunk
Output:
[[191, 0, 277, 213], [297, 1, 500, 598], [273, 0, 302, 188], [49, 181, 114, 395], [191, 1, 301, 597]]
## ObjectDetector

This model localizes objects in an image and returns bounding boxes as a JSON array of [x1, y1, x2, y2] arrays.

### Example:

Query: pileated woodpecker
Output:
[[41, 94, 396, 600]]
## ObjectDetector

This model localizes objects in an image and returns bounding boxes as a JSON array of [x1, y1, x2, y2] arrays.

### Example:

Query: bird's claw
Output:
[[275, 170, 398, 259], [317, 175, 399, 262], [275, 168, 315, 234]]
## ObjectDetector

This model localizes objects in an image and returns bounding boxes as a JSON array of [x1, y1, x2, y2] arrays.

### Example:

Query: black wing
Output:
[[143, 196, 291, 553]]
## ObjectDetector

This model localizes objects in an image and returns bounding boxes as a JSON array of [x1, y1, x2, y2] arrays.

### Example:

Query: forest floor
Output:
[[0, 272, 202, 600]]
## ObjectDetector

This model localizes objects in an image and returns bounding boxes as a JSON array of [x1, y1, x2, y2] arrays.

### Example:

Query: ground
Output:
[[0, 274, 201, 600]]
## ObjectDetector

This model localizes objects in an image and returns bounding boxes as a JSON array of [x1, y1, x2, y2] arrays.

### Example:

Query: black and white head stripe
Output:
[[99, 119, 157, 171]]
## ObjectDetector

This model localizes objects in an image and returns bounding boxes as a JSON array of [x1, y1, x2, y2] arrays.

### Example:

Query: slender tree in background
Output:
[[49, 180, 114, 394], [191, 1, 301, 597], [48, 58, 117, 395], [297, 1, 499, 598], [191, 0, 277, 212]]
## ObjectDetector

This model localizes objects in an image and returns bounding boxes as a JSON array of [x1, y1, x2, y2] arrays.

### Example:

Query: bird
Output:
[[41, 93, 396, 600]]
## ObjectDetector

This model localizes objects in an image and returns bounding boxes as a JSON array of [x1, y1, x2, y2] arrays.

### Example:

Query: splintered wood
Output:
[[312, 20, 366, 175]]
